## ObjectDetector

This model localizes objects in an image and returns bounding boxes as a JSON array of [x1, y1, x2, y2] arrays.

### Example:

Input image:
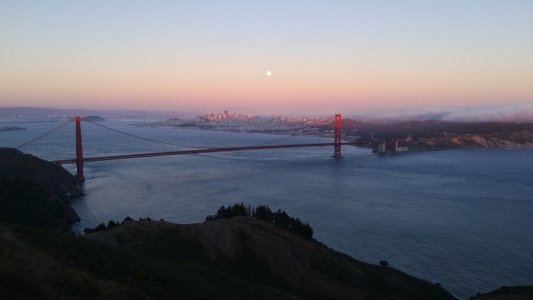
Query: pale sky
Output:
[[1, 1, 532, 114]]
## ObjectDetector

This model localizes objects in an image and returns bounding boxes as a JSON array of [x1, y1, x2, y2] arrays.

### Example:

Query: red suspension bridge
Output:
[[17, 114, 349, 181]]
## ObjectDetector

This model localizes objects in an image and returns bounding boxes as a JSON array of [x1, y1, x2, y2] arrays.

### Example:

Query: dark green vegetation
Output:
[[0, 148, 81, 232], [83, 218, 130, 234], [0, 223, 299, 300], [1, 215, 457, 300], [205, 203, 314, 239], [85, 217, 456, 300], [0, 176, 79, 232]]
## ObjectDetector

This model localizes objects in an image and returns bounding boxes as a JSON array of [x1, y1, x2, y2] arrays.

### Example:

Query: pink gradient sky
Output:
[[1, 1, 532, 115]]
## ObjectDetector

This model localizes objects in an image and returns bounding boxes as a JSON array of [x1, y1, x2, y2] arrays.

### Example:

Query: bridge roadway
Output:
[[52, 142, 358, 164]]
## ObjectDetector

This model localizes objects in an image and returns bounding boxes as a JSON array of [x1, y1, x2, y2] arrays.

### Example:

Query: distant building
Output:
[[376, 139, 409, 153], [396, 140, 409, 152]]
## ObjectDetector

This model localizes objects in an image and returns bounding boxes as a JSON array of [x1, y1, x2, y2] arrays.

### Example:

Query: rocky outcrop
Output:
[[87, 217, 456, 300], [0, 148, 81, 232], [0, 148, 82, 198], [0, 127, 26, 132]]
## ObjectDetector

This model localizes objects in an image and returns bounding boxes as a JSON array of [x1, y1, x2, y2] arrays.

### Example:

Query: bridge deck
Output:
[[53, 142, 357, 164]]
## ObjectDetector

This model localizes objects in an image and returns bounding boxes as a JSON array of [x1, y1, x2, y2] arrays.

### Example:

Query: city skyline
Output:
[[1, 1, 532, 114]]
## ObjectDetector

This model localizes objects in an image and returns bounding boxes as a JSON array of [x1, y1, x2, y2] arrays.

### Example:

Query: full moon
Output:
[[266, 70, 272, 77]]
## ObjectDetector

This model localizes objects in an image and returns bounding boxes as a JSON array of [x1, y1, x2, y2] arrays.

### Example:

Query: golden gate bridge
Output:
[[17, 114, 348, 182]]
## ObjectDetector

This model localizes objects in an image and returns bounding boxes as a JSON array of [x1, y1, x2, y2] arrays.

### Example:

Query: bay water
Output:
[[2, 120, 532, 299]]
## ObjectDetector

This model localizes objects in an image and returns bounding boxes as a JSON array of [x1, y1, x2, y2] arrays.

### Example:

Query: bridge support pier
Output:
[[75, 116, 85, 182], [333, 114, 342, 158]]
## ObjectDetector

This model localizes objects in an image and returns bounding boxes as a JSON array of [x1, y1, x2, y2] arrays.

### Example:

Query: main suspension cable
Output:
[[83, 120, 206, 149], [17, 119, 72, 149]]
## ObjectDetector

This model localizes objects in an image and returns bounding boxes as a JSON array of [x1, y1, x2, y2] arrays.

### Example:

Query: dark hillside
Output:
[[0, 176, 79, 232], [0, 223, 301, 300], [87, 217, 456, 300], [0, 148, 82, 198]]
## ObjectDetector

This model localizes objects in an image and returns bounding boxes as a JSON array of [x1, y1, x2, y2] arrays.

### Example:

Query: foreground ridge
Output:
[[86, 216, 456, 300]]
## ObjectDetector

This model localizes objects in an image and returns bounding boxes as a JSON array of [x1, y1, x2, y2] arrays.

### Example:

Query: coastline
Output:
[[130, 121, 533, 153]]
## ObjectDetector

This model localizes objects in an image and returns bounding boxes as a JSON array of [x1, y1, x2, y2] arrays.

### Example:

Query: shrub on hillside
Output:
[[83, 216, 134, 234], [206, 203, 313, 239]]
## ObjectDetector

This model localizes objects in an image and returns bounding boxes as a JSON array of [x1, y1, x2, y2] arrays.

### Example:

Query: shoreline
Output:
[[131, 122, 533, 154]]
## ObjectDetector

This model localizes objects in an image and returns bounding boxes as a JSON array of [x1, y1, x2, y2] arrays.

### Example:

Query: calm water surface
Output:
[[2, 120, 532, 299]]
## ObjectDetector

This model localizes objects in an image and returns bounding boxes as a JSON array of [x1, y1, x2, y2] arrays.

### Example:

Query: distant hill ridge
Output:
[[340, 119, 533, 137]]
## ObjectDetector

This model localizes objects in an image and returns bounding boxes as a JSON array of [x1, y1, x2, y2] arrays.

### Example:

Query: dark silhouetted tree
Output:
[[206, 203, 313, 239]]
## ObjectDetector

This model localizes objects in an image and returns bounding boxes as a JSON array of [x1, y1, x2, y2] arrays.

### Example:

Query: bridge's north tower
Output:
[[333, 113, 342, 158], [75, 116, 85, 182]]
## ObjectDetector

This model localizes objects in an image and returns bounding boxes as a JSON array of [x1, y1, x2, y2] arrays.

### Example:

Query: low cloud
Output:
[[353, 103, 533, 123]]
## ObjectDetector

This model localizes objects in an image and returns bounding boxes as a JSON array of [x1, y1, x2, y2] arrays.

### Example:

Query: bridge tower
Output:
[[333, 113, 342, 158], [75, 116, 85, 181]]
